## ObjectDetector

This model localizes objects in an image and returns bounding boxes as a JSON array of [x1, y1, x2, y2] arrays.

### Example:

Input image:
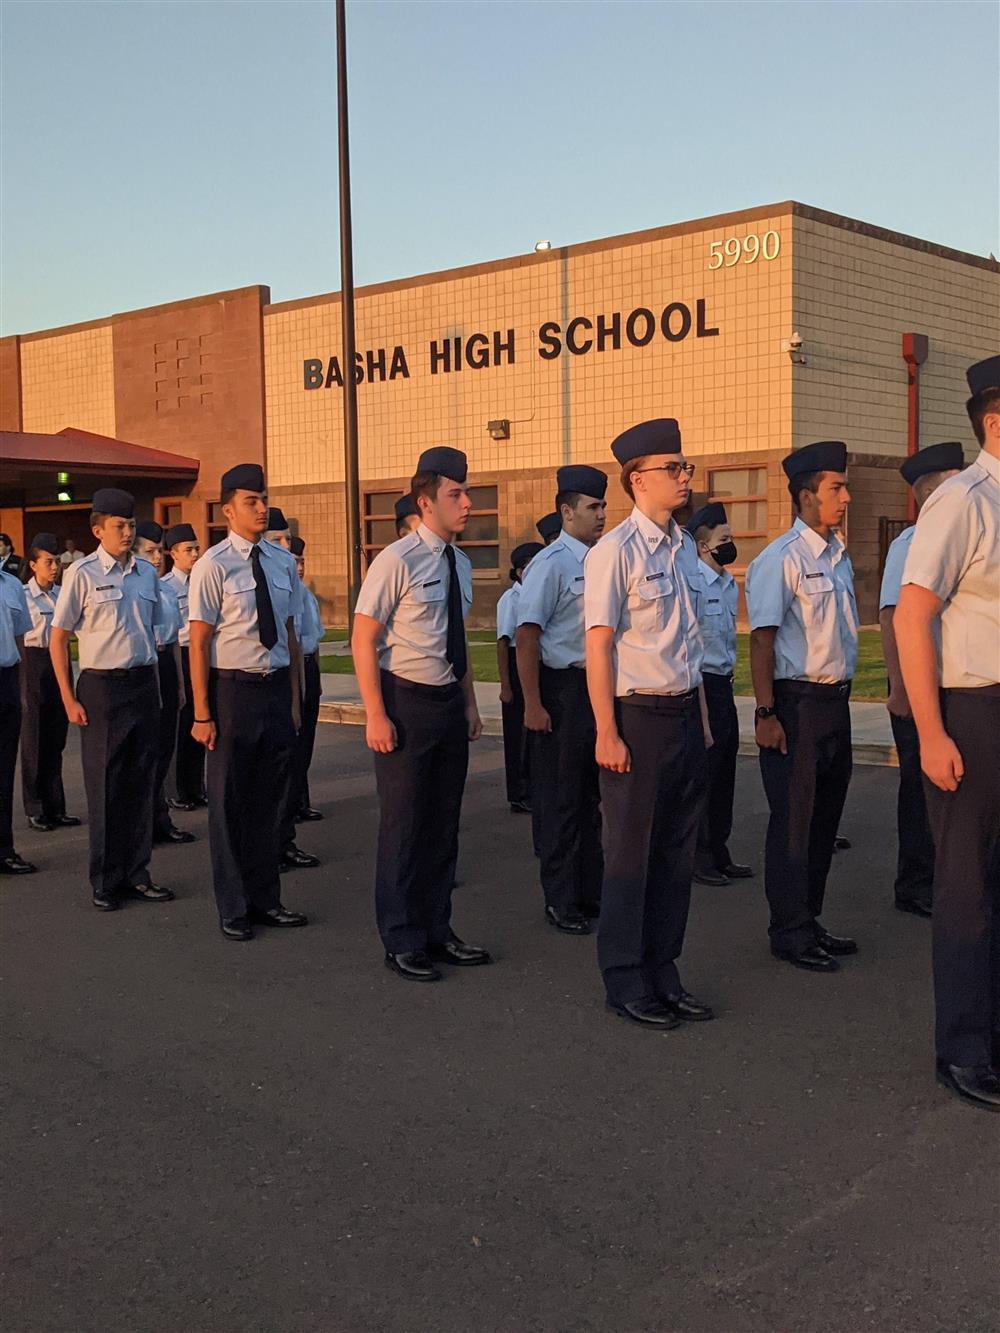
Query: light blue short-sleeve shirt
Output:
[[0, 571, 31, 667], [878, 525, 914, 611], [496, 584, 519, 642], [685, 559, 738, 675], [23, 577, 59, 650], [188, 533, 298, 672], [296, 584, 324, 656], [745, 518, 858, 684], [515, 531, 589, 669], [162, 567, 191, 647], [51, 547, 164, 671]]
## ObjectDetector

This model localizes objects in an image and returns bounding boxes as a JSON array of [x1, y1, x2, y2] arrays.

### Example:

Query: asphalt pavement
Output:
[[2, 724, 998, 1333]]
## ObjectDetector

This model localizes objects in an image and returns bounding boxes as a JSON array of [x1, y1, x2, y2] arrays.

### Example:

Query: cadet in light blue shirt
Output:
[[517, 465, 608, 934], [496, 541, 542, 815], [0, 567, 34, 875], [684, 502, 752, 887], [280, 534, 326, 850]]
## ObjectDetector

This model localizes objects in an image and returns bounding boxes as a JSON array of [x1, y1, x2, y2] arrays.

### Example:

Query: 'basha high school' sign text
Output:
[[303, 297, 719, 389]]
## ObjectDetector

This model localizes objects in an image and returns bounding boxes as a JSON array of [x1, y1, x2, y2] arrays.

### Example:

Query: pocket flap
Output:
[[803, 573, 834, 594], [225, 572, 257, 596], [411, 579, 446, 603], [636, 574, 672, 600]]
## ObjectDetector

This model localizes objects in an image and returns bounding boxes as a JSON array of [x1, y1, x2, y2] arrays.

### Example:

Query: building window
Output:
[[158, 501, 182, 531], [457, 485, 499, 573], [207, 502, 227, 549], [363, 491, 403, 564], [707, 467, 768, 566]]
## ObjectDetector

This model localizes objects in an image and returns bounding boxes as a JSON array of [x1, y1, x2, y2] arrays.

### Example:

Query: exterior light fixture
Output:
[[57, 470, 70, 484], [487, 419, 510, 441], [56, 486, 74, 504], [782, 331, 806, 365], [534, 241, 551, 252]]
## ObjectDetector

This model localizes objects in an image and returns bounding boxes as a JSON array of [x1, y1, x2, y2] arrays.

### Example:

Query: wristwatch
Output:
[[754, 705, 776, 721]]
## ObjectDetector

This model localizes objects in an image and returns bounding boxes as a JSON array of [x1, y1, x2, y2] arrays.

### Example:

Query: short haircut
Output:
[[966, 388, 1000, 445], [410, 469, 448, 506], [692, 523, 715, 545], [619, 456, 648, 500], [89, 511, 108, 528], [220, 489, 236, 506], [556, 490, 583, 512], [787, 470, 824, 510]]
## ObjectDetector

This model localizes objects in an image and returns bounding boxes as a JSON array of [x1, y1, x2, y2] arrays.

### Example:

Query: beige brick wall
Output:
[[20, 325, 116, 437], [791, 217, 999, 456]]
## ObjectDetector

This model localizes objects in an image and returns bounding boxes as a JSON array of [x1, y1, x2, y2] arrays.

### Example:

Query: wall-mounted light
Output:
[[781, 331, 806, 364], [56, 486, 74, 504], [534, 240, 551, 253], [57, 470, 70, 485], [487, 419, 510, 441]]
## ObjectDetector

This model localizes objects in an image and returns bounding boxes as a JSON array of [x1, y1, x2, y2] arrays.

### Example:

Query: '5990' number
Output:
[[708, 231, 781, 269]]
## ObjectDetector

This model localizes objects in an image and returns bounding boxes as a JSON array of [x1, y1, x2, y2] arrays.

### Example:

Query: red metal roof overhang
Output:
[[0, 428, 200, 481]]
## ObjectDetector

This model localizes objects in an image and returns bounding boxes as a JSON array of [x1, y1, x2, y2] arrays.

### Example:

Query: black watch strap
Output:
[[755, 704, 776, 721]]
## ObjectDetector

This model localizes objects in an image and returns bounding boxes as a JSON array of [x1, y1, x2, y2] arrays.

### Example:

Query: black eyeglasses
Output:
[[634, 462, 696, 481]]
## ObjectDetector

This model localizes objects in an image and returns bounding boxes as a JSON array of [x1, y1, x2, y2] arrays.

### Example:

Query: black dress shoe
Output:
[[427, 935, 493, 966], [53, 814, 81, 827], [27, 816, 56, 832], [385, 950, 442, 981], [154, 825, 196, 845], [278, 844, 320, 870], [545, 905, 591, 934], [248, 905, 308, 927], [92, 887, 119, 911], [580, 901, 601, 920], [295, 807, 324, 822], [1, 852, 37, 875], [833, 834, 852, 851], [771, 944, 840, 972], [168, 797, 197, 812], [935, 1062, 1000, 1112], [122, 881, 175, 903], [509, 800, 531, 814], [720, 861, 753, 879], [220, 916, 253, 941], [693, 868, 729, 886], [606, 998, 681, 1029], [895, 897, 932, 918], [659, 989, 716, 1022], [815, 930, 857, 955], [193, 795, 209, 807]]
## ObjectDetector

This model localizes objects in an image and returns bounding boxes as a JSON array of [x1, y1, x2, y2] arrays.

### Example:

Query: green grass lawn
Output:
[[321, 629, 888, 701]]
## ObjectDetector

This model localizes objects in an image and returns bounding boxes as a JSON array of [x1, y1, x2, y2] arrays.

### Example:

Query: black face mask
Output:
[[708, 540, 738, 567]]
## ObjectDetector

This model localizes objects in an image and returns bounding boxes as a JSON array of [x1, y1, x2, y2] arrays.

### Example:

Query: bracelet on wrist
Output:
[[194, 716, 213, 724]]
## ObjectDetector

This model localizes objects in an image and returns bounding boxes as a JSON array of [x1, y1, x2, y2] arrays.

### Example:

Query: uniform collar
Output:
[[27, 576, 55, 600], [228, 530, 266, 560], [169, 566, 189, 584], [697, 558, 724, 585], [417, 522, 449, 556], [792, 516, 846, 563], [631, 505, 681, 553], [974, 448, 1000, 484], [554, 530, 589, 563], [97, 545, 136, 576]]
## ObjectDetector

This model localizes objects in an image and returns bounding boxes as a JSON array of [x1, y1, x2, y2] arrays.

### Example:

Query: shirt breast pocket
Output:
[[137, 587, 157, 627], [268, 575, 292, 623], [224, 571, 257, 603], [628, 574, 672, 628], [411, 580, 447, 606]]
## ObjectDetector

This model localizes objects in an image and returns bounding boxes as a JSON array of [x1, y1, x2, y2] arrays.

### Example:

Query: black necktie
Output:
[[250, 545, 278, 650], [443, 543, 467, 682]]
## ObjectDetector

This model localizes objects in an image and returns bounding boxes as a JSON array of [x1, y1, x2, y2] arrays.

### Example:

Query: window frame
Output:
[[360, 485, 501, 575], [706, 465, 768, 568]]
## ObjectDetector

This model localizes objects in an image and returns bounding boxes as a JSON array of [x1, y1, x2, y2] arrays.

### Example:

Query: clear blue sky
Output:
[[2, 0, 996, 336]]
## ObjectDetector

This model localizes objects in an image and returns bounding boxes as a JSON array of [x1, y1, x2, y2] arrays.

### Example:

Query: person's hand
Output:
[[703, 724, 714, 750], [755, 715, 787, 753], [192, 720, 217, 751], [596, 729, 631, 773], [523, 702, 552, 733], [365, 711, 397, 754], [920, 731, 964, 792], [64, 699, 88, 727], [466, 705, 482, 742], [887, 684, 911, 719], [499, 685, 513, 706]]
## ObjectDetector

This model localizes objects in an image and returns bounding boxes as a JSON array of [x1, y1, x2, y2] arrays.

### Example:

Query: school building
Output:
[[2, 200, 996, 623]]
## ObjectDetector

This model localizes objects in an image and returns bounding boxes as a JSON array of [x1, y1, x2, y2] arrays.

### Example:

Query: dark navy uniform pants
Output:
[[530, 665, 603, 916], [759, 680, 853, 953], [696, 671, 739, 875], [153, 646, 180, 839], [206, 668, 294, 922], [889, 711, 935, 908], [0, 663, 21, 858], [76, 666, 158, 894], [174, 646, 206, 804], [598, 692, 706, 1005], [20, 648, 68, 822], [924, 687, 1000, 1068], [501, 644, 529, 806], [373, 671, 468, 955], [280, 651, 322, 849]]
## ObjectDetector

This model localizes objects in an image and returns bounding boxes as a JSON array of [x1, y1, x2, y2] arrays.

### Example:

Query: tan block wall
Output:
[[20, 325, 117, 437], [263, 210, 794, 489], [791, 217, 999, 455]]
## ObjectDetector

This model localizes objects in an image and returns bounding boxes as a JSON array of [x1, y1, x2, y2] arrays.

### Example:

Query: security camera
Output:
[[788, 331, 803, 350], [782, 332, 806, 364]]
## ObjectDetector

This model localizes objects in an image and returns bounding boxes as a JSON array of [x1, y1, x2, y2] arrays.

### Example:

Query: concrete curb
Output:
[[319, 701, 898, 768]]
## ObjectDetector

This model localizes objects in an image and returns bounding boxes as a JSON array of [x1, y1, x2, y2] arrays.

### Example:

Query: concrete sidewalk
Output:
[[320, 672, 897, 766]]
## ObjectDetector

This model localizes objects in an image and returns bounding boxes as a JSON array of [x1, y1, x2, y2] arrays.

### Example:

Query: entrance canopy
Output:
[[0, 427, 200, 490]]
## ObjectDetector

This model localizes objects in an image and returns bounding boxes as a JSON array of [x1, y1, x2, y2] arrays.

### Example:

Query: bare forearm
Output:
[[49, 629, 75, 704], [496, 640, 511, 692], [351, 624, 386, 720], [895, 592, 944, 741], [749, 629, 777, 705], [460, 648, 476, 710], [879, 609, 904, 697], [515, 626, 543, 711], [188, 623, 212, 718], [585, 629, 618, 736]]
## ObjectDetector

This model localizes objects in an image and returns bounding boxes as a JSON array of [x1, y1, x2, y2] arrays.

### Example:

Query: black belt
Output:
[[382, 670, 460, 699], [620, 688, 698, 709], [213, 666, 290, 682], [303, 652, 317, 662], [775, 679, 851, 699], [702, 670, 734, 684], [156, 645, 177, 656], [81, 665, 156, 679], [25, 646, 50, 657], [540, 664, 586, 675], [944, 683, 1000, 698]]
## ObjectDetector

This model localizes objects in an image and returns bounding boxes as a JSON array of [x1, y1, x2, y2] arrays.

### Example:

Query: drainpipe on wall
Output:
[[901, 332, 928, 522]]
